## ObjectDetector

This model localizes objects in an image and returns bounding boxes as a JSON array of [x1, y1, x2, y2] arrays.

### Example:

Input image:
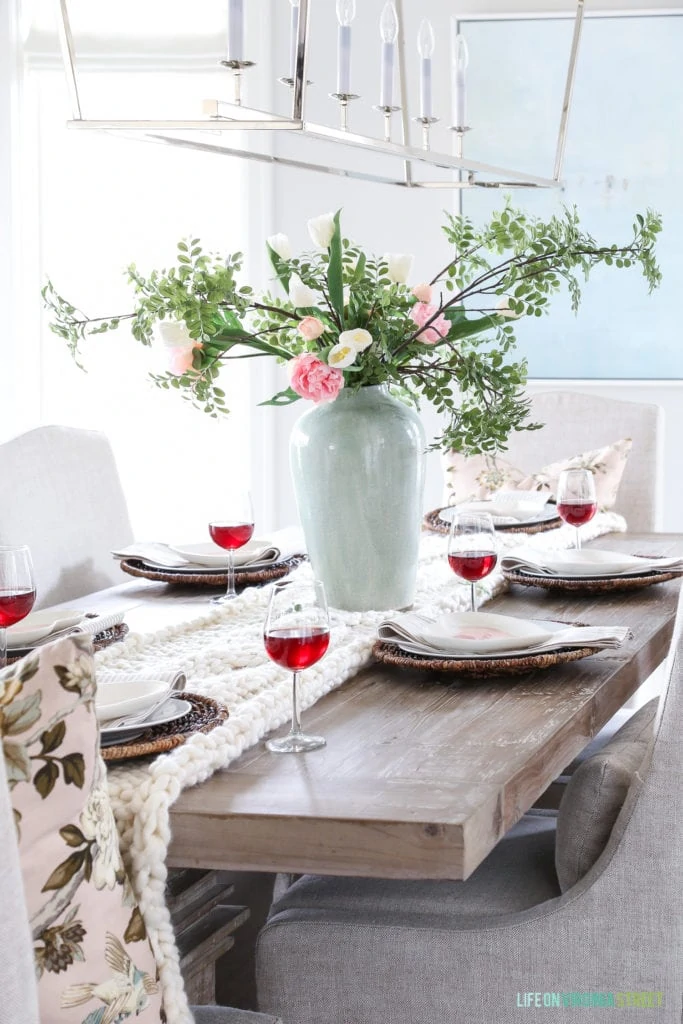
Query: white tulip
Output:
[[155, 319, 194, 347], [267, 233, 292, 260], [384, 252, 414, 285], [339, 327, 373, 353], [289, 274, 317, 308], [308, 212, 336, 249], [496, 295, 522, 319], [328, 342, 358, 369]]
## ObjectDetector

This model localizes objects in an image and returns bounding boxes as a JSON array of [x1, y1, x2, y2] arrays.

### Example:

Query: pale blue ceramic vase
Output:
[[290, 385, 426, 612]]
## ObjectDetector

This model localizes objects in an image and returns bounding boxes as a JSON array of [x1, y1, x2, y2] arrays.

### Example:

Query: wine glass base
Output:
[[266, 733, 326, 754], [211, 593, 237, 605]]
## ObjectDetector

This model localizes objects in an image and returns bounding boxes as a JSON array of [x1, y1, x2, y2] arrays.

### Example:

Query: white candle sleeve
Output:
[[380, 40, 394, 107], [338, 24, 352, 94], [420, 56, 432, 119], [290, 3, 300, 80], [454, 69, 466, 127], [228, 0, 244, 61]]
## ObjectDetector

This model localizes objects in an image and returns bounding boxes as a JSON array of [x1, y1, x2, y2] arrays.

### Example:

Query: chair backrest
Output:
[[0, 727, 40, 1024], [506, 391, 663, 531], [0, 425, 134, 608], [579, 579, 683, 963]]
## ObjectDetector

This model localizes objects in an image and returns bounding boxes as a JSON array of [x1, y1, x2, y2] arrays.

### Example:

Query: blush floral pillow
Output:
[[0, 634, 162, 1023], [443, 438, 633, 511]]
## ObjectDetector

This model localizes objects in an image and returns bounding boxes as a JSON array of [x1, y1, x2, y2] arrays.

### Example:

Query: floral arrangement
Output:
[[44, 204, 661, 454]]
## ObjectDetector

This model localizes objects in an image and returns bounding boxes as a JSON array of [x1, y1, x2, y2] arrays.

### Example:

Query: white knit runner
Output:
[[98, 514, 625, 1024]]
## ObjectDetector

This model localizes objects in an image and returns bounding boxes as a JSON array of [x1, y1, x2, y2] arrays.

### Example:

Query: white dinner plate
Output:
[[525, 550, 655, 578], [438, 503, 557, 528], [418, 612, 554, 655], [99, 697, 192, 742], [96, 680, 172, 724], [169, 539, 273, 568], [7, 608, 86, 648]]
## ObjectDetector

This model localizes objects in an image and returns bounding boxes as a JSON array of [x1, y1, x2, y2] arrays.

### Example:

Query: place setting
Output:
[[112, 490, 307, 597], [96, 668, 228, 762], [373, 506, 632, 677], [0, 544, 132, 666], [502, 469, 683, 593], [423, 489, 560, 537]]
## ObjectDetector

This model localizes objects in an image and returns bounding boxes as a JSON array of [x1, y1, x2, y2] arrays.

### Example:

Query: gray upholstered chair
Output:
[[256, 586, 683, 1023], [0, 424, 134, 607], [507, 390, 663, 532]]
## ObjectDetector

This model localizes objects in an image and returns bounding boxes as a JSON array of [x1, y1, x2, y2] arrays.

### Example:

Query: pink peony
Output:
[[412, 282, 432, 304], [409, 302, 450, 345], [298, 316, 326, 341], [168, 342, 203, 375], [288, 352, 344, 404]]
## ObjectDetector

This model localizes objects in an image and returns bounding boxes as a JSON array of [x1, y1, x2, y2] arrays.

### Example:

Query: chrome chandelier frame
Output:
[[55, 0, 584, 190]]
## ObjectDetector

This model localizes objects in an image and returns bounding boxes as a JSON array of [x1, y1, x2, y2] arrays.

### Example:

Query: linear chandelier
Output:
[[55, 0, 585, 190]]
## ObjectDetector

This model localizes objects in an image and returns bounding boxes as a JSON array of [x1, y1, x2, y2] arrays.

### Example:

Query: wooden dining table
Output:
[[67, 532, 682, 882]]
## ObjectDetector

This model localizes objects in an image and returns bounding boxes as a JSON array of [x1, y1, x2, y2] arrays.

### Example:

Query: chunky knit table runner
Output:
[[98, 514, 625, 1024]]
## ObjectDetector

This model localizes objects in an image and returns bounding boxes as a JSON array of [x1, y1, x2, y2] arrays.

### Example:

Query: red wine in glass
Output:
[[0, 545, 36, 667], [447, 511, 497, 612], [264, 579, 330, 754], [209, 522, 255, 550], [448, 552, 498, 582], [208, 489, 254, 604], [0, 589, 36, 628], [556, 469, 597, 550], [556, 501, 598, 528], [264, 626, 330, 671]]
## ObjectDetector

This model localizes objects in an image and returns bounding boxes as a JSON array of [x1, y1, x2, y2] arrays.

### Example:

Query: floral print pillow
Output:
[[443, 438, 633, 511], [0, 634, 162, 1023]]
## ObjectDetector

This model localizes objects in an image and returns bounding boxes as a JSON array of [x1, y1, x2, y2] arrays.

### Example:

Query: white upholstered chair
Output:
[[507, 390, 663, 531], [256, 584, 683, 1024], [0, 425, 134, 608]]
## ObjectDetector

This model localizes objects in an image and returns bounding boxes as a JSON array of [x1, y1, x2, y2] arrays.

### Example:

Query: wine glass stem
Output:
[[225, 548, 236, 600], [470, 582, 477, 613], [0, 626, 6, 670], [575, 526, 582, 552], [289, 671, 303, 738]]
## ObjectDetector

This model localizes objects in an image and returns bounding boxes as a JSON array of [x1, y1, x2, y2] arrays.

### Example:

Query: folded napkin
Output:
[[74, 609, 127, 635], [112, 526, 306, 570], [377, 612, 630, 659], [97, 668, 186, 690], [501, 551, 683, 579]]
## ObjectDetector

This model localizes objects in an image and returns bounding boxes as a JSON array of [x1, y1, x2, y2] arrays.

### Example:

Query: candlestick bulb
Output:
[[417, 19, 435, 59], [380, 2, 399, 44], [336, 0, 356, 27]]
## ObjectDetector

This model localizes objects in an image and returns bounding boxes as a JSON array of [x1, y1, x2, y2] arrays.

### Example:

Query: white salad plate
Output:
[[7, 608, 86, 649], [526, 550, 654, 578], [417, 612, 554, 655], [95, 680, 172, 724], [99, 697, 192, 743], [169, 539, 272, 568]]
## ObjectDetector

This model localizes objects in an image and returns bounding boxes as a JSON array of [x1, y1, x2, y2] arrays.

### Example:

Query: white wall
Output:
[[259, 0, 683, 533]]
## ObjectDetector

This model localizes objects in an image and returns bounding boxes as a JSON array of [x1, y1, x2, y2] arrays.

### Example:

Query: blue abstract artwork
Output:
[[461, 14, 682, 379]]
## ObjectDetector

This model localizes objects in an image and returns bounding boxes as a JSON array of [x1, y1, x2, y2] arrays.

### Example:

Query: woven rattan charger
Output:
[[423, 506, 561, 537], [119, 554, 305, 587], [503, 566, 683, 594], [372, 639, 603, 678], [101, 692, 228, 762]]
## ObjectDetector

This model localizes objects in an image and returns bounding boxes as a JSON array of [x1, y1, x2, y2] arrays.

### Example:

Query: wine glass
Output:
[[0, 546, 36, 669], [556, 469, 597, 551], [263, 579, 330, 754], [209, 490, 255, 604], [447, 512, 498, 613]]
